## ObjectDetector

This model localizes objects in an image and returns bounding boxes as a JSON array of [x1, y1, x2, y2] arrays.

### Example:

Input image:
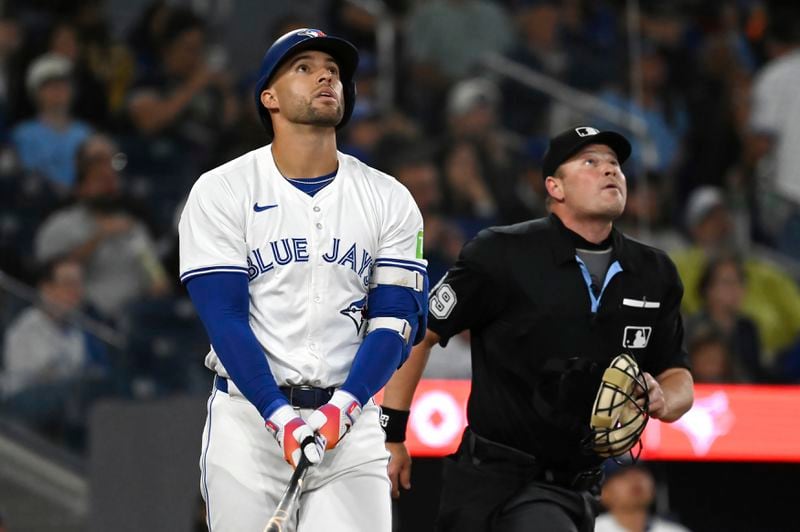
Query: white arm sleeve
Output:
[[178, 172, 249, 283]]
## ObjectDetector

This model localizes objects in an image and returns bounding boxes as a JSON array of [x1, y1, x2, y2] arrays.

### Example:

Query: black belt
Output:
[[215, 377, 335, 409], [464, 429, 602, 491]]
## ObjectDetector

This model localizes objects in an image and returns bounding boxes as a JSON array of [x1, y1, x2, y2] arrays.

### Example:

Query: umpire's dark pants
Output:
[[436, 429, 601, 532]]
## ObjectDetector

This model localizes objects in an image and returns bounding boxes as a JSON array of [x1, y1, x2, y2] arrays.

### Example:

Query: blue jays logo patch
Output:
[[299, 29, 326, 38], [341, 297, 367, 335]]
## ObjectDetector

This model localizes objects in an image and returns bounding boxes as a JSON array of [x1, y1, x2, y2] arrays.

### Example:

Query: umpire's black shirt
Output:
[[428, 214, 688, 471]]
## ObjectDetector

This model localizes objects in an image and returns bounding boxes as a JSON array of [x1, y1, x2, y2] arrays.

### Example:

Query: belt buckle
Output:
[[289, 385, 315, 407]]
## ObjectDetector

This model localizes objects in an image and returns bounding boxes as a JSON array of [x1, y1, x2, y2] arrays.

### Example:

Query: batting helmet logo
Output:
[[254, 28, 359, 138], [297, 29, 326, 38]]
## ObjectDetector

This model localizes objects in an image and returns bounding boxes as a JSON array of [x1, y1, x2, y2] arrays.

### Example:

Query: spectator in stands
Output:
[[126, 7, 238, 178], [560, 1, 622, 92], [339, 109, 383, 166], [672, 186, 800, 373], [615, 179, 685, 253], [386, 142, 464, 285], [0, 14, 21, 140], [46, 19, 110, 128], [685, 321, 743, 384], [403, 0, 515, 130], [379, 141, 472, 379], [442, 77, 533, 230], [10, 53, 92, 192], [686, 253, 764, 381], [1, 256, 109, 442], [501, 0, 566, 136], [441, 140, 497, 230], [596, 43, 688, 177], [508, 138, 549, 221], [325, 0, 383, 53], [677, 7, 753, 204], [34, 133, 169, 321], [748, 7, 800, 260], [2, 257, 87, 397], [446, 78, 503, 145], [72, 0, 138, 119], [127, 1, 172, 78], [405, 0, 514, 83], [596, 460, 690, 532], [334, 55, 383, 166]]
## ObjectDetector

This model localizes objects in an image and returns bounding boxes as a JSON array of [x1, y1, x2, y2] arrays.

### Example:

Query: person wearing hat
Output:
[[11, 53, 91, 189], [179, 28, 428, 531], [672, 185, 800, 366], [596, 458, 690, 532], [381, 126, 694, 531]]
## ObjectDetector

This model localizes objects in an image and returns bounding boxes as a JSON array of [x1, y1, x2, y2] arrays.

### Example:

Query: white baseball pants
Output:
[[200, 384, 392, 532]]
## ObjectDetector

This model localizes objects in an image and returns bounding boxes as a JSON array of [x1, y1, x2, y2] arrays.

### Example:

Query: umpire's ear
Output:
[[544, 175, 565, 202]]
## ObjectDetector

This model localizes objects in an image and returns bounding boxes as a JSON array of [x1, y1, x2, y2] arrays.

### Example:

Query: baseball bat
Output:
[[263, 454, 311, 532]]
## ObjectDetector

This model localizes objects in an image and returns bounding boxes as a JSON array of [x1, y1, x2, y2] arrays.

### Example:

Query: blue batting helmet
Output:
[[254, 28, 359, 138]]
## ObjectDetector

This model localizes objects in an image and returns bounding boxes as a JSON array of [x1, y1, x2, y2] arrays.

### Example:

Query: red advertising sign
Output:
[[377, 381, 800, 462]]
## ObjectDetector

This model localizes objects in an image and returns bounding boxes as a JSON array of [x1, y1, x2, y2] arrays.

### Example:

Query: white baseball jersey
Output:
[[178, 145, 426, 389]]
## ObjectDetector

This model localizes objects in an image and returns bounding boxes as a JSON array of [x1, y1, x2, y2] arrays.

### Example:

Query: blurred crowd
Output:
[[0, 0, 800, 457]]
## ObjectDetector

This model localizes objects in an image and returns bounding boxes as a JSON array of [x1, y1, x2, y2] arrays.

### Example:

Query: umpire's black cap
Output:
[[542, 126, 631, 179]]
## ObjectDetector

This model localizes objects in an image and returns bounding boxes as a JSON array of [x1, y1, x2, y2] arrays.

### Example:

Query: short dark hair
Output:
[[697, 252, 745, 301], [75, 133, 117, 186], [36, 255, 76, 285], [687, 319, 727, 354]]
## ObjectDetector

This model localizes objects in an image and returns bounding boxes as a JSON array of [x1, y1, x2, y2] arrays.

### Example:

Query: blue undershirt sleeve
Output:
[[340, 286, 420, 405], [185, 272, 287, 420]]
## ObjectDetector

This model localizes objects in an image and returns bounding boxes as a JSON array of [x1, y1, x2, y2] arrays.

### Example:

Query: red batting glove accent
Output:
[[281, 417, 305, 464], [265, 405, 323, 467], [307, 391, 362, 450], [315, 404, 343, 450]]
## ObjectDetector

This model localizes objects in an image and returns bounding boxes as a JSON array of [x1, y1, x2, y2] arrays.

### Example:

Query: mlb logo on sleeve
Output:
[[623, 326, 651, 349]]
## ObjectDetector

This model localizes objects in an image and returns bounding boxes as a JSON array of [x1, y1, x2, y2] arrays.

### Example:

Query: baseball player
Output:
[[179, 29, 428, 531]]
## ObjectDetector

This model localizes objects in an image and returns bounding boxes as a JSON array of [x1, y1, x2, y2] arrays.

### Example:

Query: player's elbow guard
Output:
[[366, 267, 429, 365], [366, 316, 417, 365]]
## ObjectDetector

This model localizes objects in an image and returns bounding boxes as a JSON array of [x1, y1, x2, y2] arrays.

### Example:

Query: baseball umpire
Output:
[[381, 126, 694, 531], [179, 29, 428, 531]]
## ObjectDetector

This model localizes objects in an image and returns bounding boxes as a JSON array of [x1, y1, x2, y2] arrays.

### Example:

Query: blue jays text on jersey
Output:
[[247, 237, 374, 287]]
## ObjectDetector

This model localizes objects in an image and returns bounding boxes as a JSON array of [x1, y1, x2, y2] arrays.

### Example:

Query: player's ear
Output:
[[261, 89, 278, 112], [545, 175, 565, 202]]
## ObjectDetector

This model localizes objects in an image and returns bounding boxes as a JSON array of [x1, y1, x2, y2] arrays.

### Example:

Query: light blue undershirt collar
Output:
[[575, 256, 623, 313]]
